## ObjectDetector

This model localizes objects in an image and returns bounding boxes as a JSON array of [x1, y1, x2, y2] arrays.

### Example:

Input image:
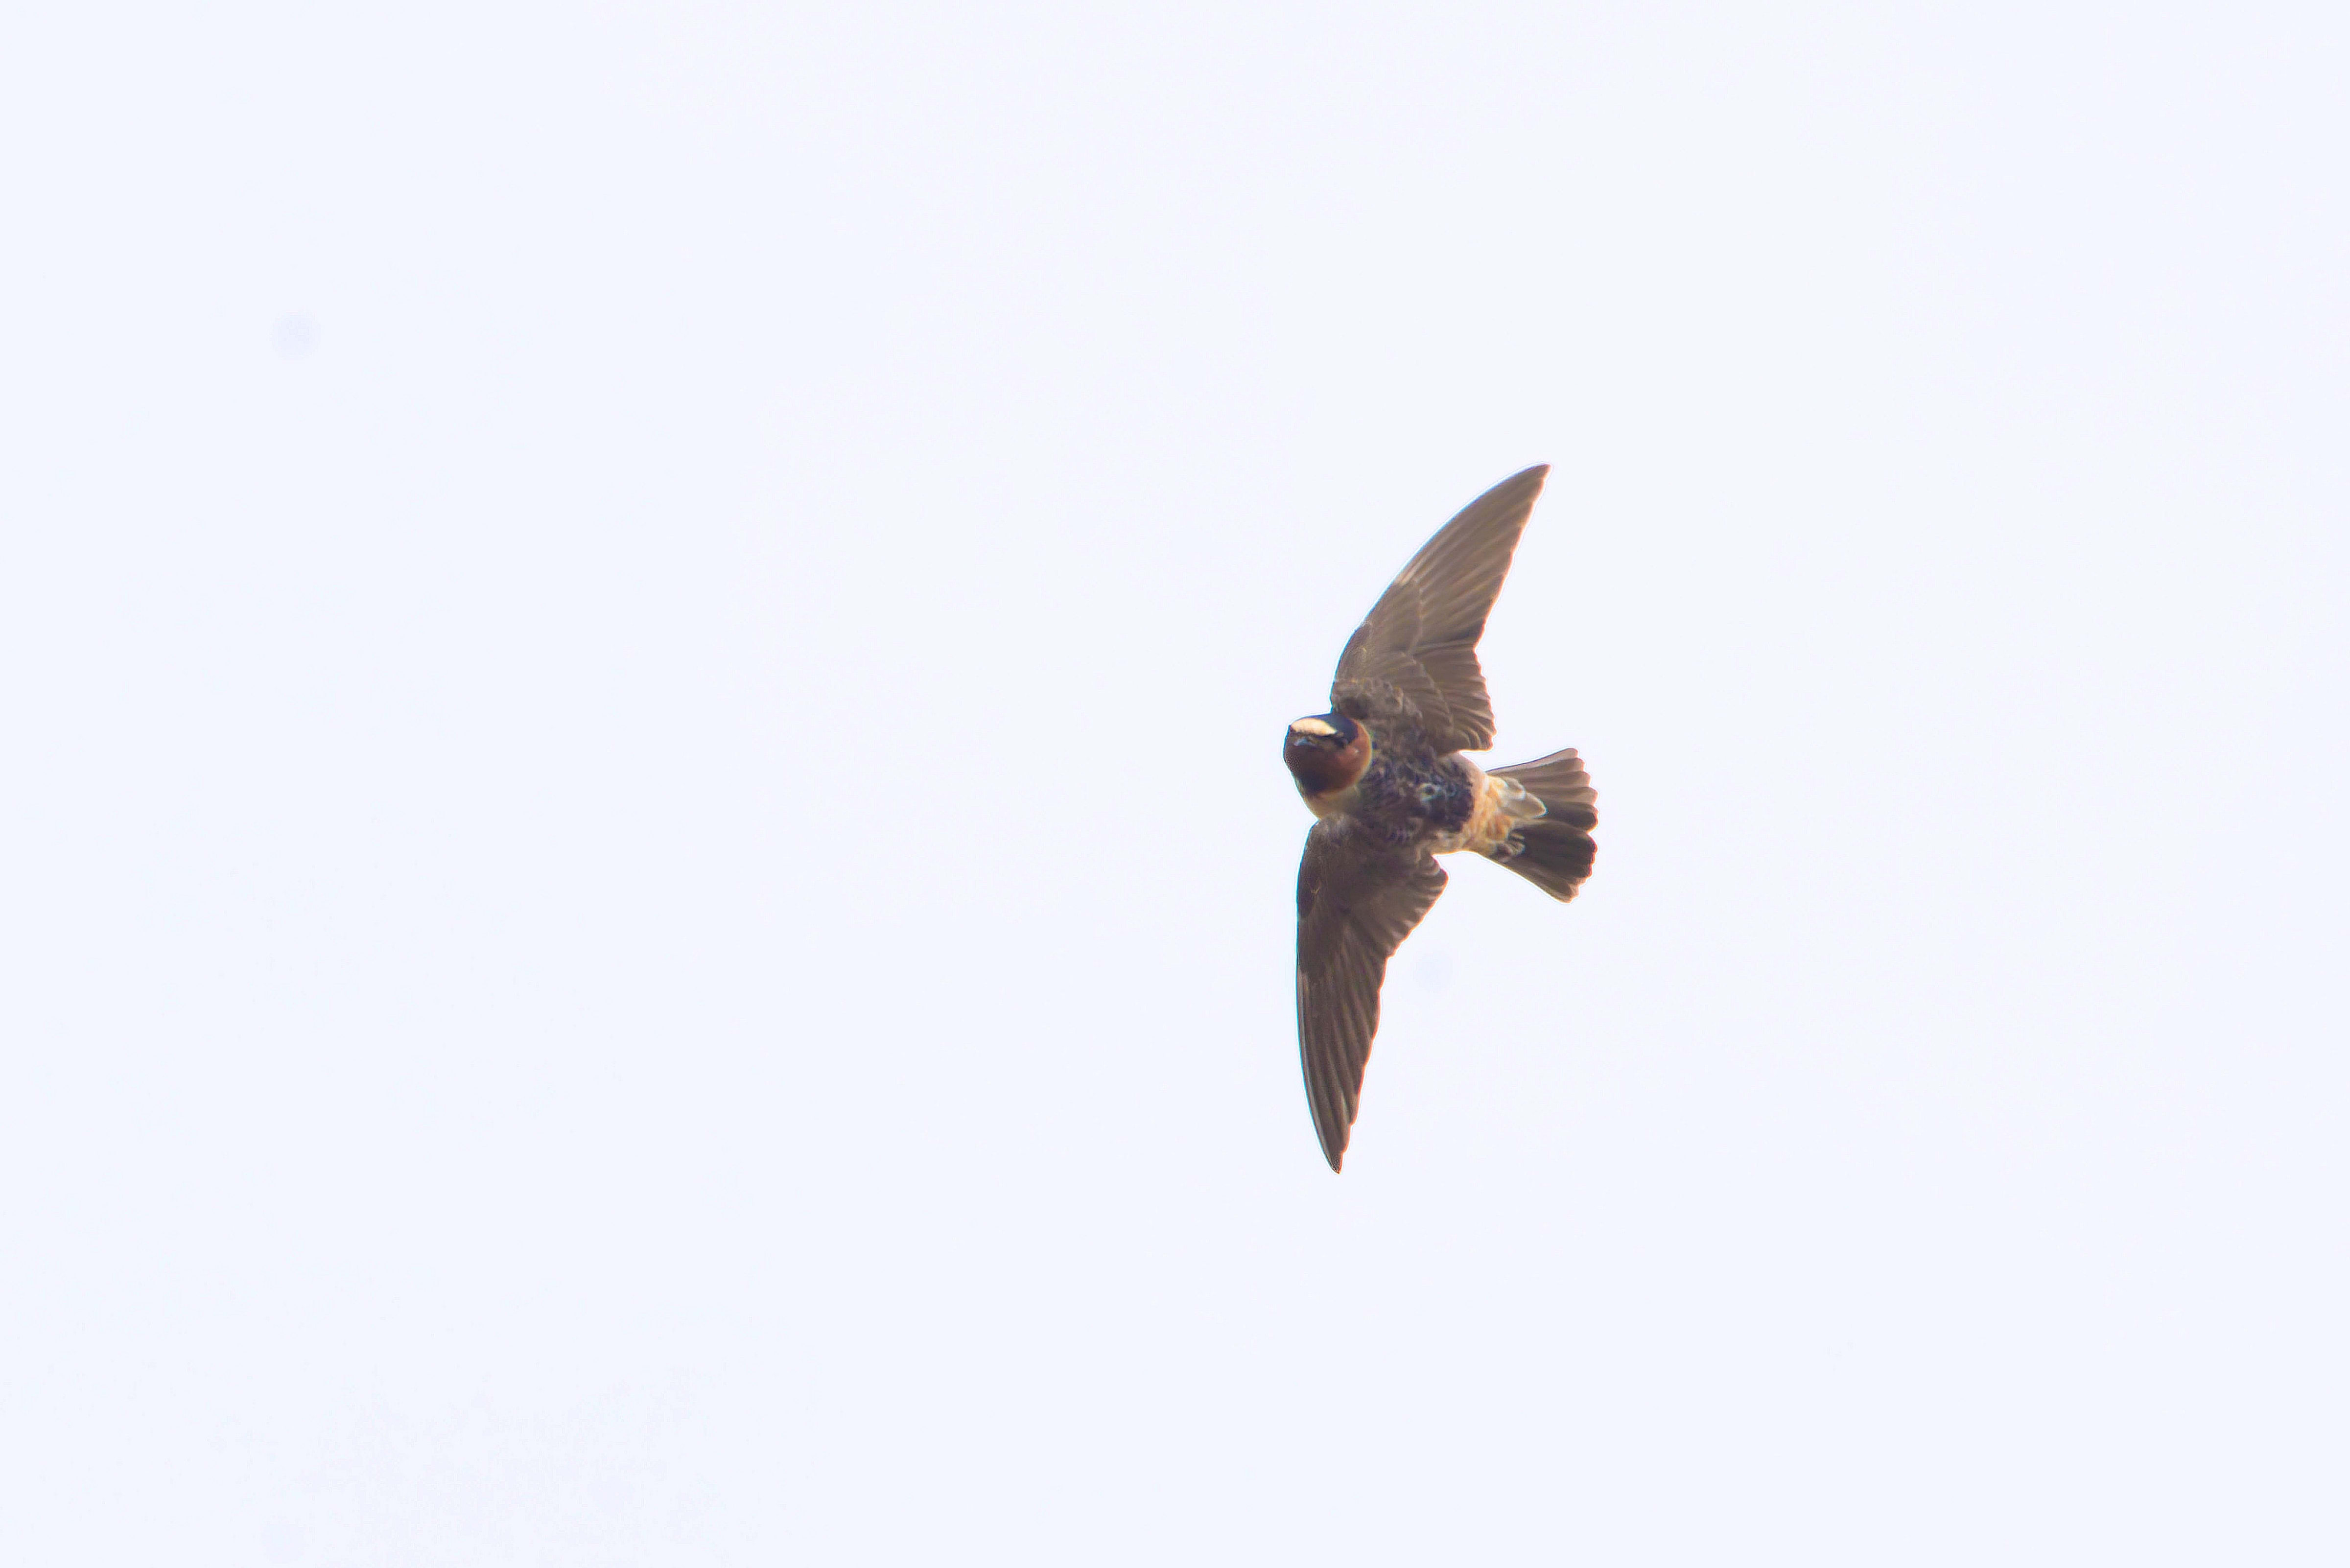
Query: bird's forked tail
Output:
[[1486, 748, 1598, 901]]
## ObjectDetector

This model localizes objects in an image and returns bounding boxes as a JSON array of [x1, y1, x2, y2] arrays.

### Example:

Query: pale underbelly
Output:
[[1425, 762, 1546, 857]]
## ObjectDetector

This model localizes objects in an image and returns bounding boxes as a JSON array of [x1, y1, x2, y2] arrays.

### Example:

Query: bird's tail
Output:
[[1487, 748, 1598, 901]]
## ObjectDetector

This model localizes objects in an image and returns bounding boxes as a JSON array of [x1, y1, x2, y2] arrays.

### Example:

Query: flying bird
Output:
[[1284, 465, 1597, 1171]]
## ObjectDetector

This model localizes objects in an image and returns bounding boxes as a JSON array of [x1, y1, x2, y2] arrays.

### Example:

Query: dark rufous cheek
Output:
[[1285, 727, 1371, 795], [1325, 728, 1370, 783]]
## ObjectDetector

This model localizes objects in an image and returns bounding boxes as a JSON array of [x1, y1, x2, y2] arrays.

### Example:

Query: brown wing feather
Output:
[[1295, 823, 1448, 1171], [1331, 464, 1548, 752]]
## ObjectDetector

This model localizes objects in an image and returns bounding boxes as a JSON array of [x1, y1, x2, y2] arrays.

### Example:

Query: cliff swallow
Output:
[[1284, 465, 1598, 1171]]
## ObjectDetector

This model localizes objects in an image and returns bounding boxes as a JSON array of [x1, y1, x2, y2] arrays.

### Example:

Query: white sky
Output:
[[4, 3, 2345, 1562]]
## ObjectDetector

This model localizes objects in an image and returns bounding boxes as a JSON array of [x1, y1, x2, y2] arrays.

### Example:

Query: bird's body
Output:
[[1283, 465, 1597, 1171]]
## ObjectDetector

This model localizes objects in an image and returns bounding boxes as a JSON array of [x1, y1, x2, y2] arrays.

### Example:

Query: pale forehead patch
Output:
[[1290, 717, 1338, 737]]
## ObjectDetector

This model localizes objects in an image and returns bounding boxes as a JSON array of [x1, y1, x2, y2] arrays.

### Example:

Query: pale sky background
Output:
[[4, 3, 2346, 1563]]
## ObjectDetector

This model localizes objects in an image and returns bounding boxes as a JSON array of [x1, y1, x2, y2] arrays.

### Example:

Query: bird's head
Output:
[[1283, 712, 1372, 797]]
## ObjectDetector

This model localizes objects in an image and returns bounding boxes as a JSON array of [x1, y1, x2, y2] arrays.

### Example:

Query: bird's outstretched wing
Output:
[[1331, 464, 1548, 752], [1295, 822, 1448, 1171]]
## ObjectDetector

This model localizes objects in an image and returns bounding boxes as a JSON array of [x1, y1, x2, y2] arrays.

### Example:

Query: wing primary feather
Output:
[[1331, 465, 1548, 752], [1294, 826, 1448, 1171]]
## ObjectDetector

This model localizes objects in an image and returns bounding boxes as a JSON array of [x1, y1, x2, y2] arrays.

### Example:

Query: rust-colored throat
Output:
[[1284, 713, 1371, 798]]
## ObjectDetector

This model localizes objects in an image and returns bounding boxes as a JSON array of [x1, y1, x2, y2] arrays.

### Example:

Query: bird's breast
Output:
[[1299, 780, 1361, 820]]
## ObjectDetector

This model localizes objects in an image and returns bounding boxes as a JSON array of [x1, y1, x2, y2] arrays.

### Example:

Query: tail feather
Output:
[[1488, 748, 1598, 900]]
